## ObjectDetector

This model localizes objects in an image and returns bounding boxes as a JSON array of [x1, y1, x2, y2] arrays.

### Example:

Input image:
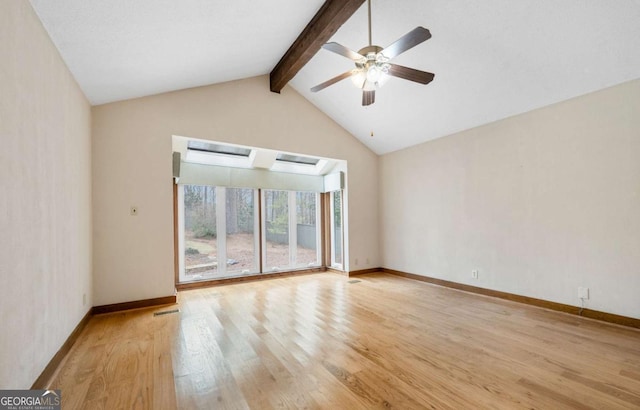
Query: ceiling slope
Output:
[[290, 0, 640, 154], [31, 0, 640, 154], [30, 0, 325, 105]]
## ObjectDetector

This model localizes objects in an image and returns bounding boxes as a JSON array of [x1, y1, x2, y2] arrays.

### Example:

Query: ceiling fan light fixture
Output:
[[310, 0, 434, 106], [375, 53, 389, 64], [366, 65, 381, 82], [351, 69, 367, 88], [352, 58, 390, 90]]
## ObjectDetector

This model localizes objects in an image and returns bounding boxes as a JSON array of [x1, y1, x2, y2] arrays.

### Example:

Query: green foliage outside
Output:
[[269, 212, 288, 234], [184, 185, 257, 238], [183, 186, 320, 238], [192, 207, 217, 238], [267, 191, 289, 235], [184, 185, 217, 238]]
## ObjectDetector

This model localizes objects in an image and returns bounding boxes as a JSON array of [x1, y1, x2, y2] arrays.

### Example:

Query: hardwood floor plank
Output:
[[49, 273, 640, 409], [321, 361, 391, 409], [152, 318, 178, 410], [620, 369, 640, 382], [517, 377, 596, 410], [561, 370, 640, 408]]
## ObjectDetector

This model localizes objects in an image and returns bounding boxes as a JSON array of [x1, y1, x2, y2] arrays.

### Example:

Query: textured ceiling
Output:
[[29, 0, 325, 105], [31, 0, 640, 154]]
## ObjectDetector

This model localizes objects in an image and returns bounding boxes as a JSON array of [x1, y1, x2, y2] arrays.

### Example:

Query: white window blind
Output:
[[178, 162, 343, 193]]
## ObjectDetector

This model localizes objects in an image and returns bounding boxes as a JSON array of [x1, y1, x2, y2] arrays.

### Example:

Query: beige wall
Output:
[[91, 76, 379, 305], [380, 79, 640, 319], [0, 2, 92, 388]]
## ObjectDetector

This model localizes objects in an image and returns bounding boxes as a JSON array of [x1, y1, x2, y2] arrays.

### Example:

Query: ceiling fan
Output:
[[310, 0, 434, 106]]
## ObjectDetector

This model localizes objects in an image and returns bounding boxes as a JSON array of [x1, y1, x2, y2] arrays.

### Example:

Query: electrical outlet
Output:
[[355, 258, 359, 266], [578, 287, 589, 300], [83, 293, 86, 306], [471, 270, 479, 279], [130, 206, 138, 216], [366, 258, 370, 265]]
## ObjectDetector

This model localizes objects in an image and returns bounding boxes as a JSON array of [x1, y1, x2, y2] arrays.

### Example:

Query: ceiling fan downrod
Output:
[[367, 0, 372, 46]]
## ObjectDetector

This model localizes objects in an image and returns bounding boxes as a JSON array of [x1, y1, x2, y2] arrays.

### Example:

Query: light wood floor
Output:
[[51, 273, 640, 409]]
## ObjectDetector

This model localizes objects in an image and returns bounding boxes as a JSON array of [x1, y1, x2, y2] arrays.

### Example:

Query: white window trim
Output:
[[330, 190, 344, 270]]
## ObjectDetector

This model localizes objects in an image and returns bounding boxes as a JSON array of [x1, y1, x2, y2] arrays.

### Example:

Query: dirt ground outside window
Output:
[[184, 232, 317, 277]]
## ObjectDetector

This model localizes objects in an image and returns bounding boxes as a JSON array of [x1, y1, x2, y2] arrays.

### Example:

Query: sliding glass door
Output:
[[179, 186, 321, 282], [263, 190, 290, 271], [262, 190, 321, 272], [225, 188, 259, 276], [295, 192, 319, 268], [179, 185, 258, 282], [181, 185, 218, 280]]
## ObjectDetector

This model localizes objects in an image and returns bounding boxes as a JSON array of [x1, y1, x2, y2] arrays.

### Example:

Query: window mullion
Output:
[[315, 192, 321, 266], [289, 191, 297, 268], [177, 185, 186, 282], [216, 187, 227, 275]]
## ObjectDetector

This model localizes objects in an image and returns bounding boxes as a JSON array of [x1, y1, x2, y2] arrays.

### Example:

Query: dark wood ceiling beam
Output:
[[269, 0, 365, 94]]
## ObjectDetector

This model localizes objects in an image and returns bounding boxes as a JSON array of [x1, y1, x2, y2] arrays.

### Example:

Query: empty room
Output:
[[2, 0, 640, 408]]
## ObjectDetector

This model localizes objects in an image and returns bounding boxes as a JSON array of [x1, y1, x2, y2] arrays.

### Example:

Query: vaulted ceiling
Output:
[[31, 0, 640, 154]]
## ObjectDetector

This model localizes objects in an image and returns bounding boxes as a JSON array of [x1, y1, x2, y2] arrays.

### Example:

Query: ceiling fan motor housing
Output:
[[311, 22, 434, 106]]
